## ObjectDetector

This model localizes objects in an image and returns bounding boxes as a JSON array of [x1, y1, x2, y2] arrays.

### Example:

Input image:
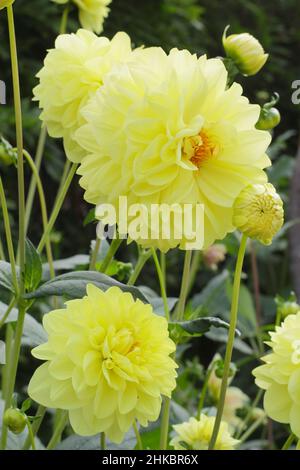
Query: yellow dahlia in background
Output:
[[52, 0, 112, 34], [34, 29, 132, 163], [76, 47, 271, 251], [233, 183, 284, 245], [28, 285, 177, 443], [253, 312, 300, 438], [170, 415, 239, 450]]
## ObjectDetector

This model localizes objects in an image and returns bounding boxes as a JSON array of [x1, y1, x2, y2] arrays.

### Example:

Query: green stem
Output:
[[23, 149, 55, 279], [0, 177, 19, 294], [238, 415, 266, 445], [55, 160, 71, 205], [0, 236, 6, 260], [133, 420, 143, 450], [282, 433, 296, 450], [174, 250, 192, 321], [100, 432, 106, 450], [159, 397, 171, 450], [1, 5, 26, 450], [235, 388, 263, 439], [22, 405, 46, 450], [1, 324, 13, 400], [0, 297, 16, 330], [46, 411, 68, 450], [89, 238, 101, 271], [160, 252, 166, 290], [187, 250, 201, 296], [59, 3, 70, 34], [24, 126, 47, 236], [151, 248, 169, 321], [128, 250, 151, 286], [37, 163, 77, 254], [26, 418, 36, 450], [197, 360, 215, 418], [208, 234, 248, 450], [100, 237, 122, 273]]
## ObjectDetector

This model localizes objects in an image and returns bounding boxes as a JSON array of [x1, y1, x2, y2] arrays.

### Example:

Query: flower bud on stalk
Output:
[[0, 0, 14, 9], [233, 183, 284, 245], [223, 26, 268, 76], [0, 136, 17, 167], [256, 93, 281, 131], [3, 408, 27, 435]]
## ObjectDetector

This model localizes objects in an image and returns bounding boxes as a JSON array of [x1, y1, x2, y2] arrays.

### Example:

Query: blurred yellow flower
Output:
[[223, 27, 268, 76], [52, 0, 112, 34], [28, 285, 177, 443], [34, 29, 132, 163], [76, 47, 271, 251], [170, 415, 239, 450], [233, 183, 284, 245], [203, 244, 227, 271], [253, 312, 300, 438], [0, 0, 14, 9]]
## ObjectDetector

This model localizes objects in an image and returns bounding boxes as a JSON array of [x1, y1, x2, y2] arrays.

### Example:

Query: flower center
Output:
[[182, 130, 219, 168]]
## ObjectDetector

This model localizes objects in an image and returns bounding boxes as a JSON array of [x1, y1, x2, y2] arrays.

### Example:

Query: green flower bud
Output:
[[256, 107, 281, 131], [0, 0, 15, 10], [223, 26, 268, 76], [3, 408, 27, 435], [0, 136, 17, 167], [275, 294, 300, 320]]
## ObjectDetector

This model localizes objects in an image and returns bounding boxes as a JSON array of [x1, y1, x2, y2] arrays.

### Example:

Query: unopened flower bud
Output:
[[223, 26, 268, 76], [233, 183, 284, 245], [256, 94, 281, 131], [3, 408, 27, 434], [203, 244, 227, 271], [0, 136, 17, 167]]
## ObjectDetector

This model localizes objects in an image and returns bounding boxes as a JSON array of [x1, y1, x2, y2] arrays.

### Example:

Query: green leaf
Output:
[[24, 239, 42, 292], [24, 271, 148, 303], [0, 261, 19, 293], [21, 398, 32, 413], [42, 254, 89, 280], [191, 270, 230, 313], [168, 317, 232, 342], [83, 207, 96, 226]]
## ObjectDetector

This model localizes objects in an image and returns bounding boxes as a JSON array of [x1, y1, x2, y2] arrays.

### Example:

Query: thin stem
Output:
[[0, 236, 6, 260], [282, 433, 296, 450], [26, 418, 36, 450], [23, 149, 55, 279], [127, 250, 151, 286], [187, 250, 201, 296], [0, 297, 16, 330], [238, 415, 266, 445], [175, 250, 192, 321], [151, 248, 169, 321], [159, 397, 171, 450], [1, 5, 26, 450], [22, 405, 46, 450], [160, 252, 166, 290], [208, 234, 248, 450], [24, 126, 47, 236], [0, 177, 19, 294], [250, 242, 264, 354], [59, 3, 70, 34], [235, 388, 263, 439], [197, 360, 215, 418], [55, 160, 71, 205], [37, 163, 78, 253], [1, 324, 13, 400], [100, 432, 106, 450], [89, 238, 101, 271], [46, 411, 68, 450], [100, 237, 122, 273], [133, 420, 143, 450]]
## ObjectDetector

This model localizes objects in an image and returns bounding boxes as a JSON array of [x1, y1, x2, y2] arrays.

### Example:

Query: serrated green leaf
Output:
[[24, 239, 42, 292], [24, 271, 148, 303]]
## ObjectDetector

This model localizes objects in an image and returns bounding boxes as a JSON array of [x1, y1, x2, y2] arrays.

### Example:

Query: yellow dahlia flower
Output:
[[253, 312, 300, 438], [76, 47, 271, 251], [28, 285, 177, 443], [223, 27, 268, 76], [233, 183, 284, 245], [34, 29, 132, 163], [52, 0, 111, 34], [170, 415, 239, 450]]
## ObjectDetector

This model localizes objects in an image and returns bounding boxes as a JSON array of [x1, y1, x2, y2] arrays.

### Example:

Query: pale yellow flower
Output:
[[253, 312, 300, 438], [34, 29, 132, 163], [52, 0, 112, 34], [233, 183, 284, 245], [223, 27, 268, 76], [170, 415, 239, 450], [0, 0, 14, 9], [28, 285, 177, 443], [76, 47, 271, 251]]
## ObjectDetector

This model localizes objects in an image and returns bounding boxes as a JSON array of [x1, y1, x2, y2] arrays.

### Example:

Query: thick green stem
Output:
[[100, 432, 106, 450], [1, 5, 26, 450], [0, 177, 19, 293], [209, 234, 248, 450], [0, 237, 6, 260], [159, 397, 171, 450], [175, 250, 192, 321], [46, 411, 68, 450], [151, 248, 170, 321], [37, 163, 78, 253], [100, 237, 122, 273], [128, 250, 151, 286]]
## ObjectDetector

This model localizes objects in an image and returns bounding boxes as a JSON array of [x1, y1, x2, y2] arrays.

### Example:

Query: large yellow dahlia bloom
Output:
[[76, 47, 271, 251], [34, 29, 132, 163], [52, 0, 111, 34], [170, 415, 239, 450], [28, 285, 177, 443], [253, 312, 300, 438]]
